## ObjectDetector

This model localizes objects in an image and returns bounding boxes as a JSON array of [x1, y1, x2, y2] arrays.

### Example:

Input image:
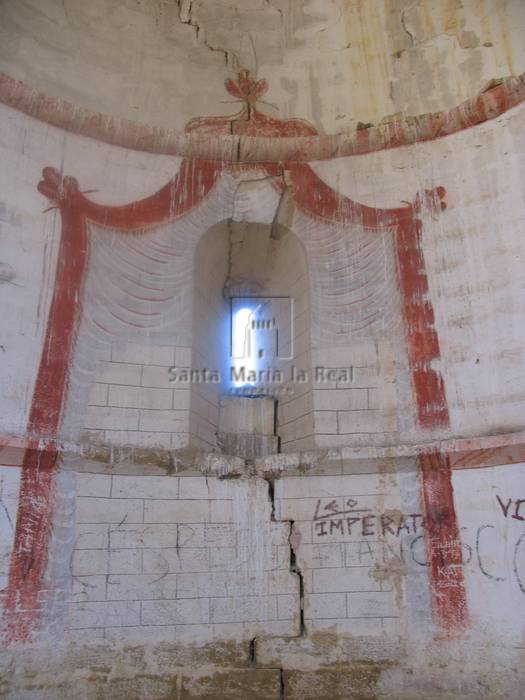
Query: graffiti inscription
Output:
[[311, 497, 525, 595], [313, 498, 424, 539], [496, 494, 525, 520]]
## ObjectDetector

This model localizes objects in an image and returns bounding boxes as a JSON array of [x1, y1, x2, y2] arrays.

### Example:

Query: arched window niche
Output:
[[187, 219, 313, 457]]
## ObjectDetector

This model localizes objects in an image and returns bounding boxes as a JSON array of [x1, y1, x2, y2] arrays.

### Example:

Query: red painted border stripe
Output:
[[3, 198, 88, 643], [419, 452, 469, 633], [287, 168, 467, 634], [2, 135, 467, 642], [3, 161, 222, 643], [3, 450, 58, 644], [395, 193, 469, 634], [395, 192, 450, 430], [395, 190, 468, 634], [0, 71, 523, 163]]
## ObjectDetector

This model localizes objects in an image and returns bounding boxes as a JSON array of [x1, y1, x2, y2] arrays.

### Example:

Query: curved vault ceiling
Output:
[[0, 0, 524, 135]]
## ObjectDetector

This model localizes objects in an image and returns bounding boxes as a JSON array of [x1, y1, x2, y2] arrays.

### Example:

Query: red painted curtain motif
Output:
[[4, 71, 467, 643]]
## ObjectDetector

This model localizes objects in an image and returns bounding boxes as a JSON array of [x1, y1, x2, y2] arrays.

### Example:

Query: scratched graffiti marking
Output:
[[310, 496, 525, 596], [312, 497, 424, 539]]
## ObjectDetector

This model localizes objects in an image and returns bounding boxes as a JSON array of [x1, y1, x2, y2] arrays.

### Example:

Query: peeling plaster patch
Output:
[[371, 557, 408, 609], [383, 508, 405, 525], [458, 30, 480, 50], [0, 262, 15, 285], [385, 0, 511, 116]]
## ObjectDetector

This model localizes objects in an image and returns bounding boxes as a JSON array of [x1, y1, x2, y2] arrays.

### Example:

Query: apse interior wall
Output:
[[0, 70, 525, 700], [2, 103, 525, 451]]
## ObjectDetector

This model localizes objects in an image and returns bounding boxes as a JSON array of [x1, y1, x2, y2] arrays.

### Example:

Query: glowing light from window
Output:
[[231, 306, 258, 387]]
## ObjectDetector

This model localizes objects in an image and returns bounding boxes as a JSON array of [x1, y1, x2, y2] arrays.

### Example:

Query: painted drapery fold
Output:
[[4, 71, 467, 642]]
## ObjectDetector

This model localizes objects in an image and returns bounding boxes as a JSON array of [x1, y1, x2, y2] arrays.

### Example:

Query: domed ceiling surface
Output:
[[0, 0, 524, 133]]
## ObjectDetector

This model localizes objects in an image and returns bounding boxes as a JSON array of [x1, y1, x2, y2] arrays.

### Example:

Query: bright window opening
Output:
[[231, 301, 265, 388]]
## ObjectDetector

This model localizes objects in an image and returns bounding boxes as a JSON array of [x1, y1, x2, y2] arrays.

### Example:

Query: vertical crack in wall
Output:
[[248, 636, 257, 668], [400, 8, 416, 47], [265, 476, 305, 638], [273, 399, 281, 453], [279, 668, 285, 699], [176, 0, 231, 65], [267, 477, 276, 520], [288, 518, 305, 636]]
